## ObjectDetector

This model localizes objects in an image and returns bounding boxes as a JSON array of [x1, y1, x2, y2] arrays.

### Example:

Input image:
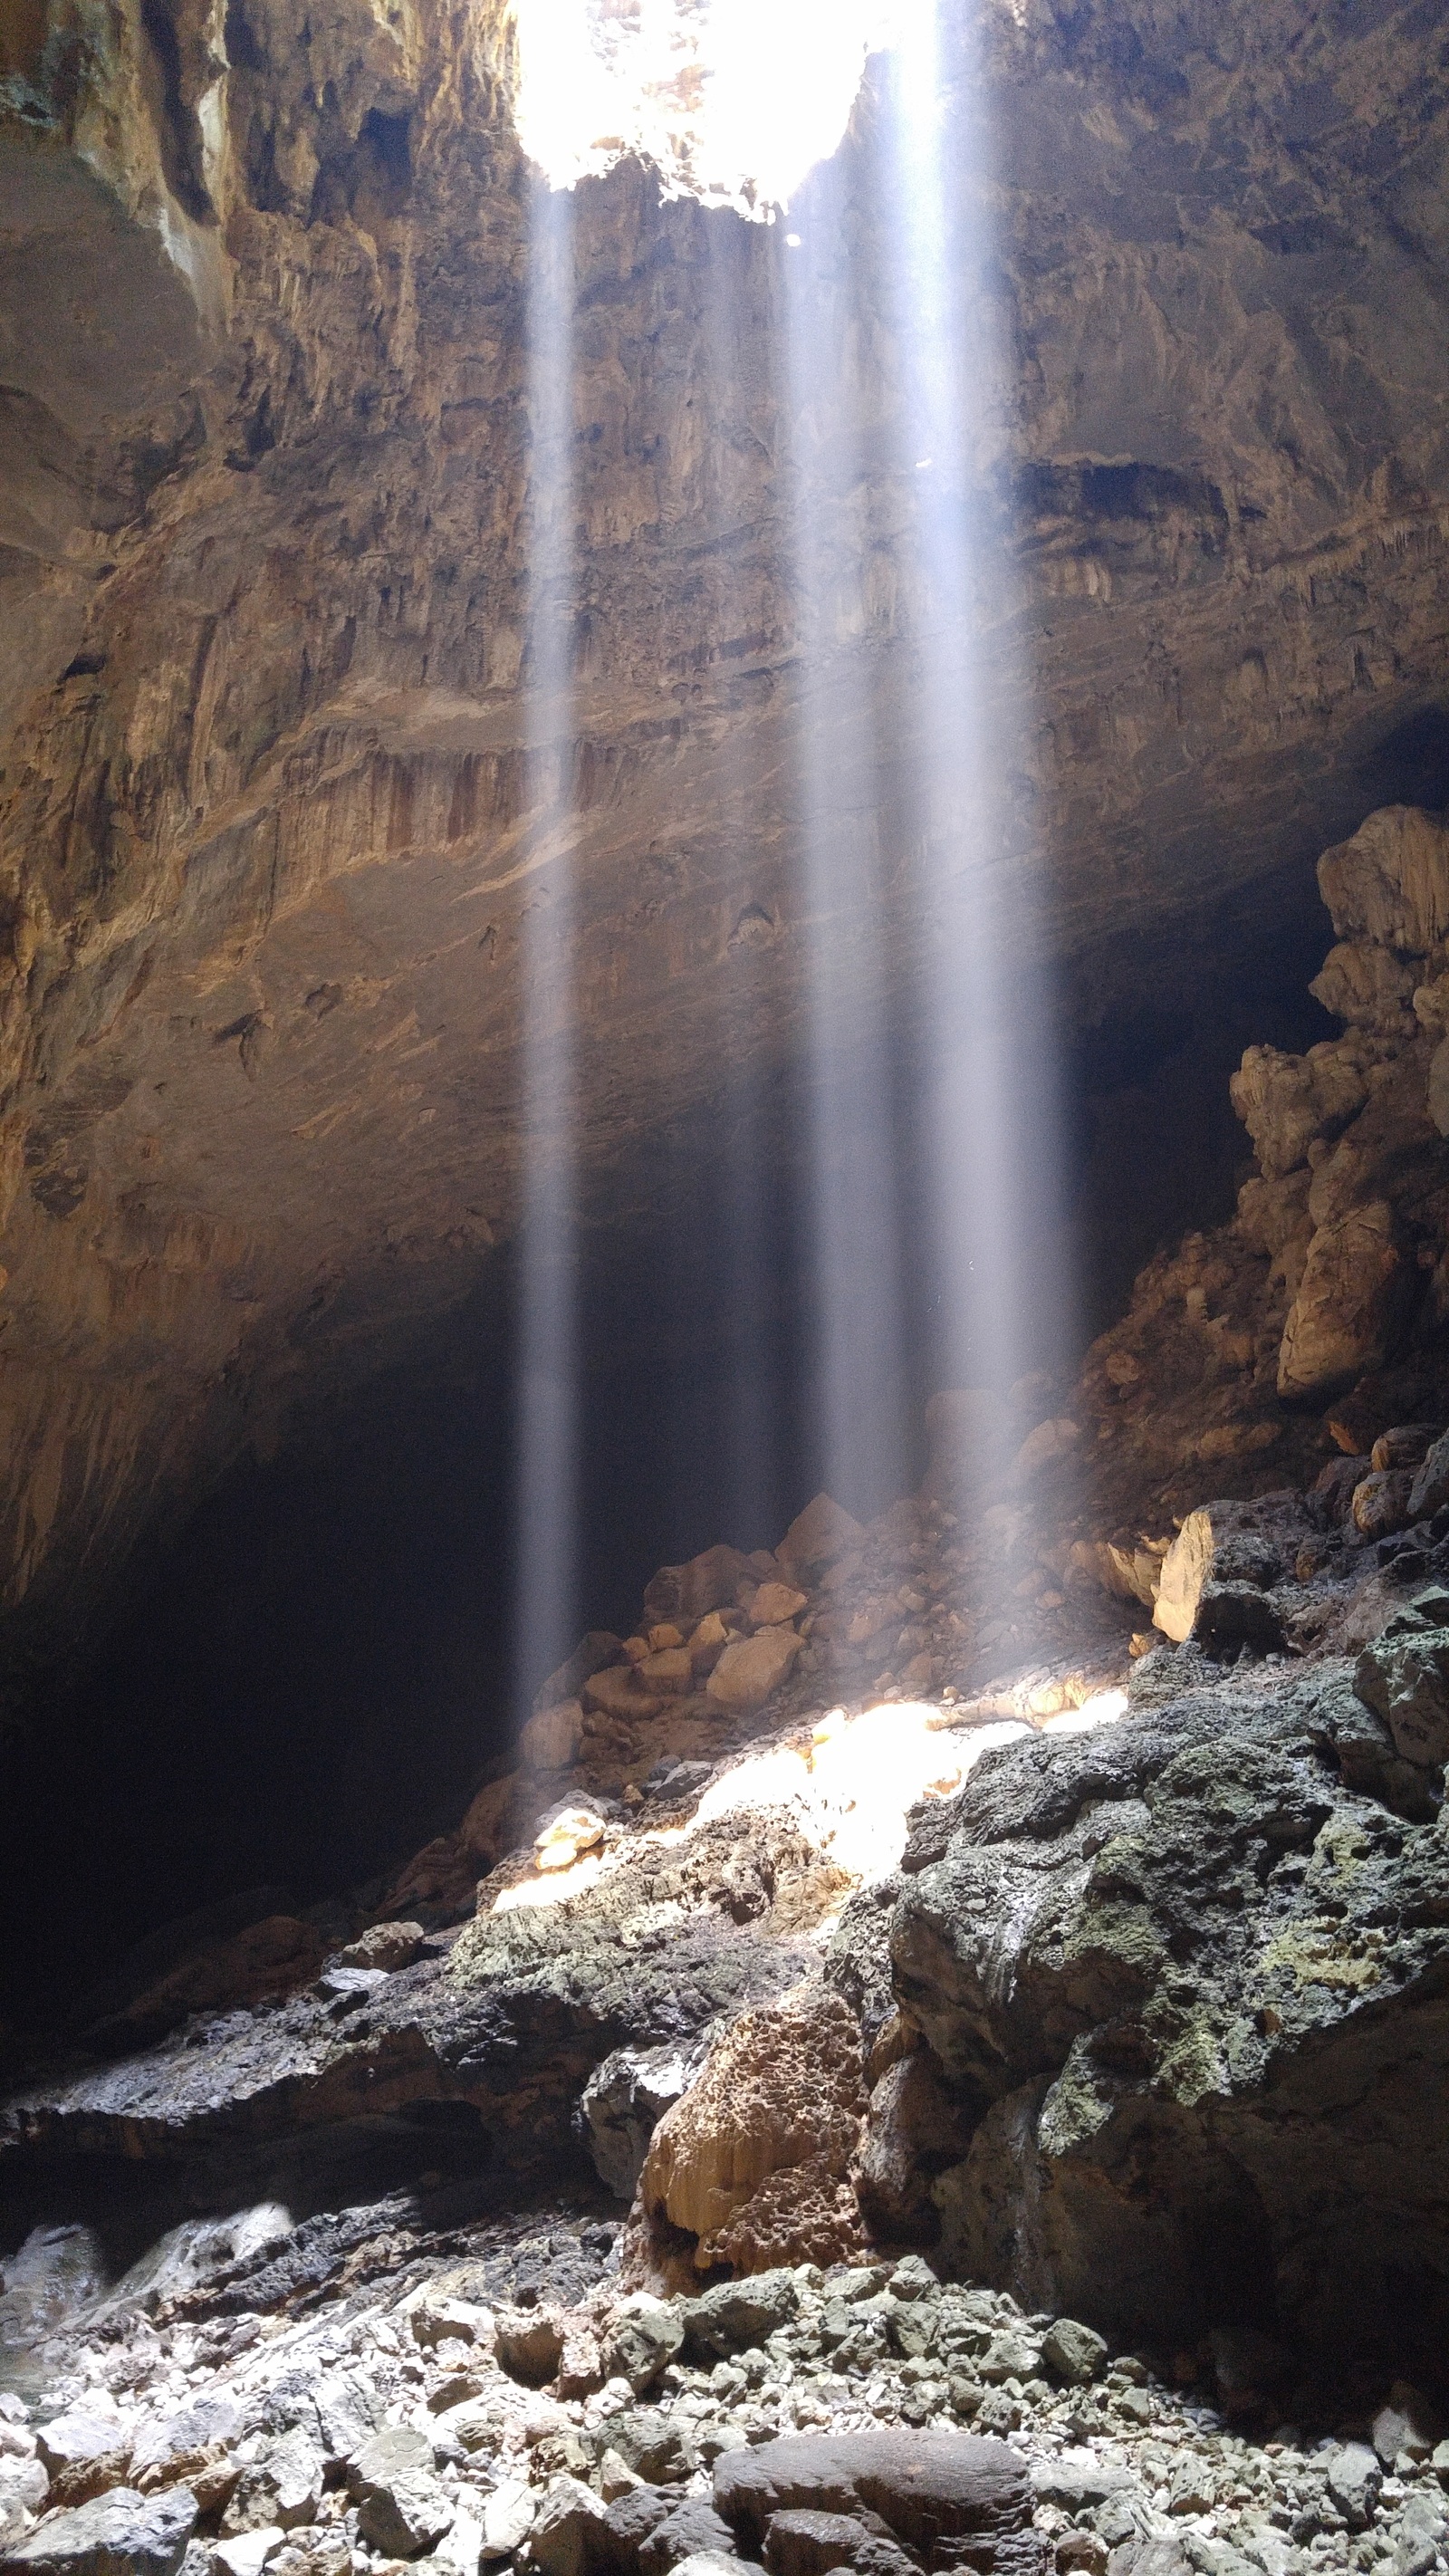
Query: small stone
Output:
[[601, 2297, 686, 2395], [1112, 2385, 1153, 2427], [595, 2455, 642, 2505], [1328, 2446, 1384, 2533], [887, 2256, 940, 2303], [533, 1808, 608, 1871], [479, 2483, 535, 2561], [528, 2477, 610, 2576], [336, 1920, 427, 1971], [705, 1629, 802, 1712], [348, 2429, 452, 2559], [1030, 2455, 1134, 2512], [1041, 2321, 1108, 2386], [749, 1583, 809, 1629]]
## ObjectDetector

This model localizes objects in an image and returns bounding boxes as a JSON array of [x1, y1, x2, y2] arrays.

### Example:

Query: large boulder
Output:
[[1150, 1499, 1295, 1644], [889, 1676, 1449, 2375], [715, 2433, 1040, 2576], [528, 2477, 610, 2576], [775, 1495, 866, 1580], [34, 2417, 130, 2514], [0, 2488, 197, 2576], [346, 2430, 452, 2559], [533, 1636, 626, 1714], [218, 2434, 321, 2536], [643, 1548, 756, 1629], [600, 2296, 685, 2394], [579, 2036, 713, 2199], [521, 1702, 585, 1773], [640, 1991, 866, 2273], [1354, 1601, 1449, 1767], [1409, 1428, 1449, 1521]]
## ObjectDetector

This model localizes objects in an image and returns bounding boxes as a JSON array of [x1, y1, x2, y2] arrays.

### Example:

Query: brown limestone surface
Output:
[[2, 0, 1449, 1667]]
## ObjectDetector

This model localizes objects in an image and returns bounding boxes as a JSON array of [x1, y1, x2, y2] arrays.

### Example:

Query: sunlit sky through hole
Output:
[[512, 0, 906, 212]]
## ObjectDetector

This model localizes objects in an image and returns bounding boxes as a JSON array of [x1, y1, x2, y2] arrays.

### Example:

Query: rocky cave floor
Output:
[[9, 809, 1449, 2576]]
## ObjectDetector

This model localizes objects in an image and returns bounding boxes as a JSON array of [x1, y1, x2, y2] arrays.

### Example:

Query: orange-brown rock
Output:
[[639, 1988, 867, 2273]]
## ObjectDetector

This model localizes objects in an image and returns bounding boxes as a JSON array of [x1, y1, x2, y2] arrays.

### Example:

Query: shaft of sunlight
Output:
[[513, 176, 579, 1727], [882, 5, 1075, 1496], [781, 187, 909, 1517]]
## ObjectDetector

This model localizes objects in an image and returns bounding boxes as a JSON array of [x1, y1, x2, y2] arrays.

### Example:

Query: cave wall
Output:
[[0, 0, 1447, 1693]]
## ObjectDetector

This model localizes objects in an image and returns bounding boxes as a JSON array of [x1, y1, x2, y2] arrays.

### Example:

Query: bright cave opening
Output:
[[509, 0, 900, 211]]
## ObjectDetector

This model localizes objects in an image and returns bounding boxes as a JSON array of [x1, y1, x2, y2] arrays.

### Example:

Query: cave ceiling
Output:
[[0, 0, 1447, 1669]]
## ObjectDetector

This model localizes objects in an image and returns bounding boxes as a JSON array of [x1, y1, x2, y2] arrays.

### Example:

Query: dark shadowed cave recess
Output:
[[0, 847, 1347, 2036]]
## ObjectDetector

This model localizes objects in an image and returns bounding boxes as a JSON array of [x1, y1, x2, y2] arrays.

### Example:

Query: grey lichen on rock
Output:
[[886, 1675, 1449, 2360]]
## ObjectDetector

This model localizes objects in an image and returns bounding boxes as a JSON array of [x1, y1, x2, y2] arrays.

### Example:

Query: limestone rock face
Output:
[[1318, 808, 1449, 956], [1229, 1043, 1369, 1179], [1068, 791, 1449, 1546], [1, 0, 1449, 1683], [1151, 1501, 1289, 1644], [888, 1679, 1449, 2368]]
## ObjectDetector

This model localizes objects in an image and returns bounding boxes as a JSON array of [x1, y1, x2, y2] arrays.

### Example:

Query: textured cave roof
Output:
[[0, 0, 1446, 1668]]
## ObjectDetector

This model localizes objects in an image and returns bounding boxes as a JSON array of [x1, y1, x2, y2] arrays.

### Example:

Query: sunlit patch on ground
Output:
[[490, 1683, 1133, 1920]]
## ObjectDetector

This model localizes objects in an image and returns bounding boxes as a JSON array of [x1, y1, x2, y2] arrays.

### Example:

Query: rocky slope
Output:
[[10, 784, 1449, 2576], [7, 1470, 1449, 2576], [2, 0, 1449, 1691]]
